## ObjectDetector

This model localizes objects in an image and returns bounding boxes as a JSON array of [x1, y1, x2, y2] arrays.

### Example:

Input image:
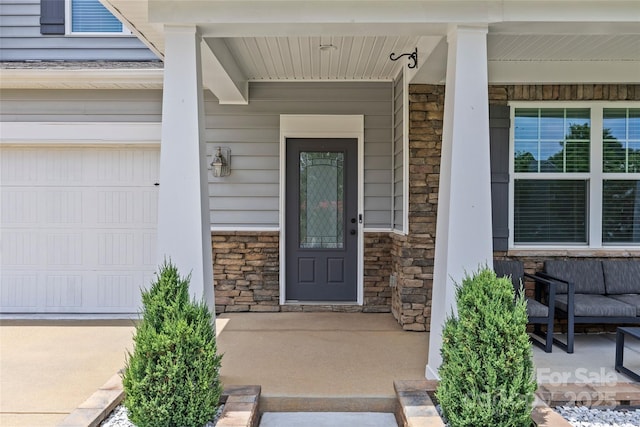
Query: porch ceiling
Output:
[[102, 0, 640, 101]]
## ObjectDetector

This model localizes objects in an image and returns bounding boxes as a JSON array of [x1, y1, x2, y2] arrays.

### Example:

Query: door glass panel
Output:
[[299, 152, 344, 249]]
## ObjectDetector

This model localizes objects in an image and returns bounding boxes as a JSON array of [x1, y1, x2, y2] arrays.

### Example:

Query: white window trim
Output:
[[64, 0, 132, 36], [508, 101, 640, 250], [279, 115, 365, 306]]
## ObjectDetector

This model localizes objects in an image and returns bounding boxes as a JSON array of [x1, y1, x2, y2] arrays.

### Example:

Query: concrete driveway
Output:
[[0, 321, 135, 427]]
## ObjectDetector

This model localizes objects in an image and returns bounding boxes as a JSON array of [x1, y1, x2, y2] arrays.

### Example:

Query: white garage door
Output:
[[0, 146, 159, 315]]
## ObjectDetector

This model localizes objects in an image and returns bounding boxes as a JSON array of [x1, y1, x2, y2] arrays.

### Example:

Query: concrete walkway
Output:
[[0, 321, 135, 427]]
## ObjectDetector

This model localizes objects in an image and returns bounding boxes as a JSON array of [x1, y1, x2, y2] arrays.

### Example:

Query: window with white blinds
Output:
[[602, 108, 640, 245], [67, 0, 128, 34], [512, 105, 640, 247]]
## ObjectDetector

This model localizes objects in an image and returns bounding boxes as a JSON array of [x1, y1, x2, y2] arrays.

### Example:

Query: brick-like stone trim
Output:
[[213, 231, 392, 314], [213, 232, 280, 313]]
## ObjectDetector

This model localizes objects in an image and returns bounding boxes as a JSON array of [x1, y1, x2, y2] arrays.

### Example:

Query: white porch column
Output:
[[426, 25, 493, 379], [157, 25, 214, 310]]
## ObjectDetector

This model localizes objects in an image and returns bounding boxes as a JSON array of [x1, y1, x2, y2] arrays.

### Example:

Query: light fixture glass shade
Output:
[[211, 147, 230, 177]]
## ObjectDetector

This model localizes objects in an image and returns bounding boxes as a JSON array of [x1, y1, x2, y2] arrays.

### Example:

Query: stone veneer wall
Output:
[[395, 83, 640, 332], [390, 85, 444, 331], [213, 231, 393, 314]]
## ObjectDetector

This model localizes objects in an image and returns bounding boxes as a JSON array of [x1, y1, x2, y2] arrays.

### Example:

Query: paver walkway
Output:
[[259, 412, 398, 427]]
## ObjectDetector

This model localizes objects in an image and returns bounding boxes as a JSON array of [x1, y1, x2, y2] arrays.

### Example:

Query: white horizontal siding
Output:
[[0, 83, 393, 230], [206, 81, 393, 229], [0, 89, 163, 122]]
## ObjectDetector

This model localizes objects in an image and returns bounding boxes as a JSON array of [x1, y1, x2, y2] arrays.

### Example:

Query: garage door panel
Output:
[[0, 146, 159, 315], [44, 191, 83, 224], [1, 148, 38, 184], [1, 275, 39, 309], [1, 231, 40, 266], [46, 232, 84, 266], [43, 150, 85, 184], [45, 275, 83, 309], [1, 190, 39, 223], [96, 274, 138, 309]]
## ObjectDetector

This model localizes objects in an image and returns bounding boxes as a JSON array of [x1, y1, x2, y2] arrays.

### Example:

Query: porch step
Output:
[[259, 395, 397, 413], [259, 412, 398, 427]]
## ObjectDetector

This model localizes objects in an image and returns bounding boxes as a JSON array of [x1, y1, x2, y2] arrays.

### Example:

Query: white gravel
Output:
[[556, 406, 640, 427], [100, 404, 224, 427]]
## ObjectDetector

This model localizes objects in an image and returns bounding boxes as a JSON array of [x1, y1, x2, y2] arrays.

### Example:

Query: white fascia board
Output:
[[489, 60, 640, 84], [0, 68, 164, 90], [149, 1, 640, 26], [0, 122, 161, 144], [201, 38, 249, 105]]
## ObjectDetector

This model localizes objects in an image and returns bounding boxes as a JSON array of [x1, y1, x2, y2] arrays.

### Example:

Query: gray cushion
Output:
[[555, 294, 636, 317], [544, 260, 605, 294], [610, 294, 640, 316], [602, 260, 640, 295], [526, 298, 549, 318]]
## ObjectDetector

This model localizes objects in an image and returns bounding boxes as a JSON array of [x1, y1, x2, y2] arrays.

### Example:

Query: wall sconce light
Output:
[[211, 146, 231, 177]]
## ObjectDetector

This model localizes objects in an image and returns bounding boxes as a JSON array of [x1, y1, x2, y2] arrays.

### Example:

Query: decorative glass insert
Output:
[[603, 108, 640, 173], [514, 108, 590, 173], [603, 180, 640, 245], [514, 179, 588, 244], [299, 152, 344, 249], [71, 0, 123, 33]]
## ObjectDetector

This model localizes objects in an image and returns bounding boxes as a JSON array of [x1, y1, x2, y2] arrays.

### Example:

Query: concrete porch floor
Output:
[[217, 312, 640, 412], [532, 332, 640, 385], [215, 312, 430, 412]]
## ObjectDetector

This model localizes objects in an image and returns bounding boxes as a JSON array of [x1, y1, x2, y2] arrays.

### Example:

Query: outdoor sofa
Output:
[[536, 259, 640, 354]]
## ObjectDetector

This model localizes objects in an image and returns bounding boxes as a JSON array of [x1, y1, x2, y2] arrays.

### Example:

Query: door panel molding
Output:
[[279, 115, 364, 305]]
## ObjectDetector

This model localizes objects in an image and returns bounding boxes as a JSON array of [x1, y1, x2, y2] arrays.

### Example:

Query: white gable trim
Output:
[[279, 115, 365, 305]]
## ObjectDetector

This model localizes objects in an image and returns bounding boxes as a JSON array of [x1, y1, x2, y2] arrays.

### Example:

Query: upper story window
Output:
[[66, 0, 130, 35], [511, 103, 640, 248]]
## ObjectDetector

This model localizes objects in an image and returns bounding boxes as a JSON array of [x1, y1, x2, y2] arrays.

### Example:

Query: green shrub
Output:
[[436, 267, 537, 427], [122, 262, 223, 427]]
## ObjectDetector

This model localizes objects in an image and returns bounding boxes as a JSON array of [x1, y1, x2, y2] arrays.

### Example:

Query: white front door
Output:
[[0, 146, 159, 314]]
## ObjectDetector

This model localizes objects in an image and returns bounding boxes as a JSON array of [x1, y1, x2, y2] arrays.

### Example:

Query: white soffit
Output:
[[224, 36, 421, 81], [103, 0, 640, 86]]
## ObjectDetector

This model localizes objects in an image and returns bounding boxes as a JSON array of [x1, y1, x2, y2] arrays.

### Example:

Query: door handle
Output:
[[350, 230, 356, 235]]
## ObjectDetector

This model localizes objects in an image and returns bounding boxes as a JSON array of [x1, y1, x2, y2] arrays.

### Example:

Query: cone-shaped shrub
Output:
[[436, 267, 537, 427], [122, 262, 223, 427]]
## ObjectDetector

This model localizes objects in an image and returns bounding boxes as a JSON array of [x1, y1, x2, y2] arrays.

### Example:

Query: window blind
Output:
[[603, 180, 640, 245], [514, 179, 588, 244], [71, 0, 122, 33]]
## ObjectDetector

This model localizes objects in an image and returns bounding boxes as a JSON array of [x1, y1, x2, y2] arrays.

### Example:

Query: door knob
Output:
[[350, 230, 356, 235]]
